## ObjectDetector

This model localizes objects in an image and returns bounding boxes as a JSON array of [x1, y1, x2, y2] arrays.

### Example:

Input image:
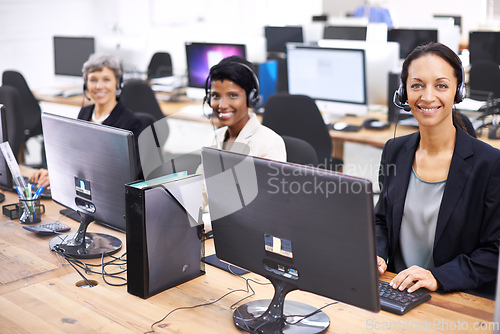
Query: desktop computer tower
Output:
[[387, 71, 401, 123], [387, 71, 414, 123], [125, 175, 205, 299]]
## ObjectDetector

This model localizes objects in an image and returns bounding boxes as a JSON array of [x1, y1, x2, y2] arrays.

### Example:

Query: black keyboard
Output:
[[379, 280, 431, 315], [22, 176, 51, 199], [23, 222, 71, 235]]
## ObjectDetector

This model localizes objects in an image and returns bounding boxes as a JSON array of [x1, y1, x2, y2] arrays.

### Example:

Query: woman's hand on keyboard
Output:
[[30, 168, 50, 188], [390, 265, 441, 293]]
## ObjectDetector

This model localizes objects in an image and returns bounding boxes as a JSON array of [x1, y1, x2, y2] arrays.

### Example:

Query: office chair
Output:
[[0, 85, 26, 160], [262, 93, 343, 171], [120, 80, 165, 121], [468, 60, 500, 101], [2, 70, 42, 141], [282, 135, 319, 166], [134, 111, 157, 136], [147, 52, 173, 80]]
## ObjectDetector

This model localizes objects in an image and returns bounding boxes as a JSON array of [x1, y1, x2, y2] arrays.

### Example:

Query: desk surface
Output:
[[0, 190, 495, 333]]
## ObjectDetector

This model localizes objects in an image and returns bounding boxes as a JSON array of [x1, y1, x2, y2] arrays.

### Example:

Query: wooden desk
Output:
[[0, 190, 495, 333]]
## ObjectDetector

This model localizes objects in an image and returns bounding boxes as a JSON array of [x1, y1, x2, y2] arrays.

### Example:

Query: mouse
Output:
[[363, 118, 390, 130], [333, 122, 349, 131]]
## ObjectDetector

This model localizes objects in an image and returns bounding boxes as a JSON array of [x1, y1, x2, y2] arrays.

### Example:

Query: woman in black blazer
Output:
[[376, 42, 500, 297]]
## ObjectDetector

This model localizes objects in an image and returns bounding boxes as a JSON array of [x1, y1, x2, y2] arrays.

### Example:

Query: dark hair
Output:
[[207, 56, 257, 102], [401, 42, 466, 132]]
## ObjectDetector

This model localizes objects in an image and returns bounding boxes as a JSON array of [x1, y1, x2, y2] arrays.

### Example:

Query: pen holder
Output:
[[18, 198, 45, 224]]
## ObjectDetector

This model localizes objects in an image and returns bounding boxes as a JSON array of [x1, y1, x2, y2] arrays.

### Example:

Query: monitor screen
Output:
[[264, 26, 304, 53], [286, 43, 368, 115], [0, 105, 12, 190], [202, 146, 379, 332], [42, 113, 137, 258], [387, 28, 438, 59], [433, 14, 462, 33], [469, 31, 500, 65], [323, 25, 367, 41], [53, 36, 95, 76], [185, 42, 246, 89]]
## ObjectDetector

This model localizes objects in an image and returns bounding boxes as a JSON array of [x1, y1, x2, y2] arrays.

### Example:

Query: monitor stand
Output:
[[49, 212, 122, 259], [233, 276, 330, 333]]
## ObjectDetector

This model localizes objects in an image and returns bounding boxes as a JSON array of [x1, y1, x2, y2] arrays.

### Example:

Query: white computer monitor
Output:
[[317, 39, 400, 107], [286, 43, 368, 116]]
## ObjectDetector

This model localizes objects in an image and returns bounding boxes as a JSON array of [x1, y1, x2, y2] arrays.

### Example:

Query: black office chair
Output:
[[0, 85, 25, 160], [468, 60, 500, 101], [282, 135, 319, 166], [147, 52, 173, 80], [262, 93, 343, 171], [120, 80, 165, 121], [134, 112, 157, 137], [2, 70, 42, 141]]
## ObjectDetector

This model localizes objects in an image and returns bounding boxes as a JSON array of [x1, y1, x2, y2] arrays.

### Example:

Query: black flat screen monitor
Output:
[[264, 26, 304, 53], [202, 146, 380, 333], [0, 105, 12, 190], [42, 113, 137, 258], [433, 14, 462, 33], [323, 25, 367, 41], [185, 42, 246, 89], [53, 36, 95, 76], [387, 28, 438, 59], [469, 31, 500, 65]]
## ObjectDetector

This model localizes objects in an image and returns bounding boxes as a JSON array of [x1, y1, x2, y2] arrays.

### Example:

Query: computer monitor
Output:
[[42, 113, 137, 259], [185, 42, 246, 100], [318, 39, 400, 106], [286, 43, 368, 116], [53, 36, 95, 77], [0, 105, 13, 190], [468, 31, 500, 65], [202, 146, 380, 332], [387, 28, 438, 59], [323, 25, 367, 41], [264, 26, 304, 53], [433, 14, 462, 33]]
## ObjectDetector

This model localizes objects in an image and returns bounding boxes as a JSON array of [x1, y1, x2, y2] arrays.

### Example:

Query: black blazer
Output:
[[375, 127, 500, 294]]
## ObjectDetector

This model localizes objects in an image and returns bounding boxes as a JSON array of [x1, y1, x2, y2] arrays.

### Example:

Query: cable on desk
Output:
[[283, 301, 338, 325], [52, 232, 128, 287], [145, 263, 269, 333]]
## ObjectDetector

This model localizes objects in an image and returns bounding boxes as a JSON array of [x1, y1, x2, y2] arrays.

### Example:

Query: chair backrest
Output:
[[0, 85, 25, 158], [2, 70, 42, 138], [147, 52, 173, 80], [468, 60, 500, 101], [120, 80, 165, 121], [282, 135, 319, 166], [262, 93, 332, 164], [134, 111, 158, 136]]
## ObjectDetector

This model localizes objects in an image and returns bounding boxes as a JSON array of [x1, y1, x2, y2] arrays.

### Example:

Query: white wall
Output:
[[0, 0, 322, 89]]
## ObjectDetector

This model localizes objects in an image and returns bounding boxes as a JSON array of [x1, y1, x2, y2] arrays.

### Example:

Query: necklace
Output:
[[91, 112, 110, 124]]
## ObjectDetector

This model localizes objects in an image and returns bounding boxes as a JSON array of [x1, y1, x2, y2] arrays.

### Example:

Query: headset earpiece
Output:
[[455, 58, 466, 104]]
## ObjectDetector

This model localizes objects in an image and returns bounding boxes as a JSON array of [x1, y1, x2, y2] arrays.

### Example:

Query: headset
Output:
[[393, 57, 466, 112], [203, 62, 261, 109]]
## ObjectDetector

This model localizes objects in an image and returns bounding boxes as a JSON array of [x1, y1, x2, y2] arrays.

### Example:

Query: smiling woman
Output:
[[202, 56, 286, 161], [29, 54, 144, 187], [375, 42, 500, 299]]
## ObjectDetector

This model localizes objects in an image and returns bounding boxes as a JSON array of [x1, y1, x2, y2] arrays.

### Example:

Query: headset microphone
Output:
[[393, 90, 411, 112]]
